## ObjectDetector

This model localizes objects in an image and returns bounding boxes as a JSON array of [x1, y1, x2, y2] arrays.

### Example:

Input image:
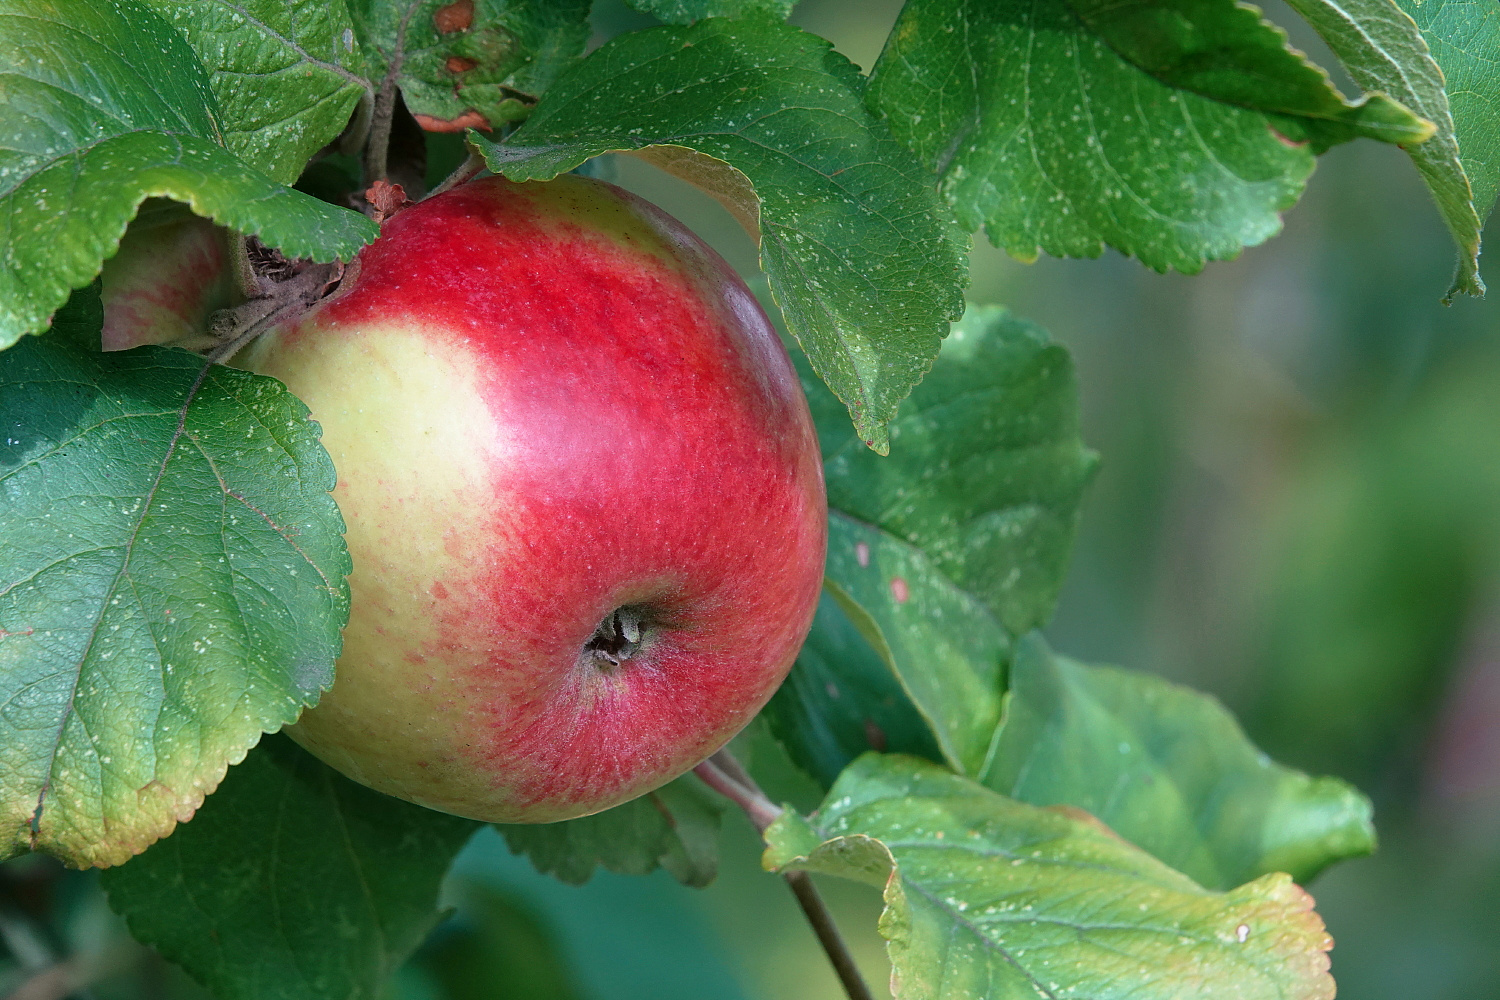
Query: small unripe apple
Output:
[[101, 200, 239, 351], [238, 175, 826, 822]]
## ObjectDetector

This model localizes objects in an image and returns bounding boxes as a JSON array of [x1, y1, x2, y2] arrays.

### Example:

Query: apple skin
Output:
[[101, 200, 239, 352], [237, 175, 827, 823]]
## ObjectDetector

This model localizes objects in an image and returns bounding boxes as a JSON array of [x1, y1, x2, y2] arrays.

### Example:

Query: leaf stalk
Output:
[[694, 752, 875, 1000]]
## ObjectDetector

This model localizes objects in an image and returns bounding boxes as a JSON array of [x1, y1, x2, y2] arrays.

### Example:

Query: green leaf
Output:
[[469, 18, 967, 453], [1279, 0, 1485, 298], [1065, 0, 1433, 149], [1391, 0, 1500, 292], [138, 0, 371, 184], [986, 635, 1376, 891], [820, 306, 1097, 634], [409, 882, 582, 1000], [623, 0, 794, 25], [101, 735, 478, 1000], [764, 754, 1337, 1000], [786, 307, 1094, 777], [348, 0, 591, 133], [496, 775, 724, 887], [824, 518, 1011, 777], [45, 281, 104, 352], [0, 337, 350, 867], [867, 0, 1316, 273], [0, 0, 379, 349], [762, 590, 946, 789]]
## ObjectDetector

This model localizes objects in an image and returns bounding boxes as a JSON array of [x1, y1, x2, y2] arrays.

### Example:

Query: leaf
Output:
[[45, 281, 104, 352], [496, 774, 724, 887], [0, 0, 379, 349], [762, 589, 946, 789], [138, 0, 372, 184], [0, 336, 350, 867], [101, 734, 478, 1000], [469, 18, 967, 453], [623, 0, 794, 25], [823, 516, 1012, 777], [1065, 0, 1433, 149], [867, 0, 1316, 273], [782, 307, 1094, 778], [1391, 0, 1500, 288], [764, 754, 1336, 1000], [819, 306, 1097, 635], [410, 882, 583, 1000], [1279, 0, 1485, 297], [348, 0, 591, 133], [986, 635, 1377, 891]]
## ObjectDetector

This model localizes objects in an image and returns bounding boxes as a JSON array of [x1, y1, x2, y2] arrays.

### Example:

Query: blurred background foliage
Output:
[[6, 0, 1500, 997]]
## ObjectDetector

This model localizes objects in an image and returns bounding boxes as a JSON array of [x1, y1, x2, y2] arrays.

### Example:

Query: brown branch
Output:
[[363, 3, 422, 185], [695, 751, 875, 1000]]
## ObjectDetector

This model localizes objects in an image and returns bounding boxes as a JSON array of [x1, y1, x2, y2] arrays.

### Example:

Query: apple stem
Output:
[[695, 752, 876, 1000], [204, 261, 343, 365]]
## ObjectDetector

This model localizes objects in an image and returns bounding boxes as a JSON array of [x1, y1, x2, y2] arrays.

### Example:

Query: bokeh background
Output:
[[6, 1, 1500, 997]]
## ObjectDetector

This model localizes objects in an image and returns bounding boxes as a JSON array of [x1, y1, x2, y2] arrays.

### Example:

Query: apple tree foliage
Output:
[[0, 0, 1495, 996]]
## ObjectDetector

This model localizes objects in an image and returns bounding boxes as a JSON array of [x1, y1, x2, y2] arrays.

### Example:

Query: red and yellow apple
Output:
[[237, 175, 826, 822], [100, 200, 239, 352]]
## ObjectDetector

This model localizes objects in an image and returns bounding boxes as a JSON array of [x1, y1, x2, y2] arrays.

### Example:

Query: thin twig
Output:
[[695, 752, 781, 832], [695, 751, 875, 1000], [783, 872, 876, 1000], [425, 150, 487, 200]]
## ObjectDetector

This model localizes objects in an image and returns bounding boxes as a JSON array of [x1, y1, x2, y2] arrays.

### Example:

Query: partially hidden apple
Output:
[[100, 199, 240, 352], [236, 174, 827, 822]]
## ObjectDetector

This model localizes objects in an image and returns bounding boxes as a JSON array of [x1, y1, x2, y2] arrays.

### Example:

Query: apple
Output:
[[236, 175, 827, 822], [100, 199, 240, 352]]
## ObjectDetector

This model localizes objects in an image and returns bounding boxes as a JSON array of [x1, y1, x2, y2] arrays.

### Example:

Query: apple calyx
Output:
[[585, 607, 647, 670]]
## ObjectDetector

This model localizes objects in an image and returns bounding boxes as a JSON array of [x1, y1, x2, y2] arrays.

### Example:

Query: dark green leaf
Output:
[[0, 337, 349, 867], [867, 0, 1315, 273], [102, 735, 478, 1000], [45, 281, 104, 352], [765, 754, 1337, 1000], [348, 0, 591, 133], [1391, 0, 1500, 293], [0, 0, 379, 348], [762, 590, 945, 789], [1066, 0, 1432, 150], [623, 0, 794, 24], [1280, 0, 1484, 297], [788, 307, 1094, 777], [410, 882, 582, 1000], [496, 775, 723, 887], [819, 306, 1097, 634], [139, 0, 372, 184], [986, 635, 1376, 890], [469, 18, 966, 452]]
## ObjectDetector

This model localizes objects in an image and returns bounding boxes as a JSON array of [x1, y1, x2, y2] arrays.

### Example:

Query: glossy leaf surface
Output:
[[765, 754, 1336, 1000], [867, 0, 1315, 272], [139, 0, 371, 184], [0, 335, 349, 866]]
